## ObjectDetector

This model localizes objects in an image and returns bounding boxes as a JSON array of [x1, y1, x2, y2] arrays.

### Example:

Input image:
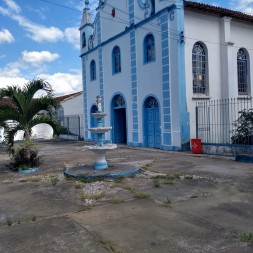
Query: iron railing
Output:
[[196, 98, 253, 144], [58, 115, 84, 140]]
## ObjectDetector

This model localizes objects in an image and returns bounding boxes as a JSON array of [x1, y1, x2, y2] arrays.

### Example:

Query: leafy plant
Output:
[[241, 232, 253, 243], [0, 79, 61, 170], [6, 217, 12, 226], [50, 176, 59, 186], [8, 144, 41, 171], [231, 109, 253, 145]]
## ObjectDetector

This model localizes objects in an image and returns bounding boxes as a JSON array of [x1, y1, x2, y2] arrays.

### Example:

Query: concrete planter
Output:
[[17, 167, 39, 174]]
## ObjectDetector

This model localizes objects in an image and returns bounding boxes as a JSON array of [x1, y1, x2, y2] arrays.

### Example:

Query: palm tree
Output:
[[0, 79, 61, 167]]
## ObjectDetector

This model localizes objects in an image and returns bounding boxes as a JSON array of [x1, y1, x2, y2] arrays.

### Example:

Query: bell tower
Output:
[[80, 0, 93, 54]]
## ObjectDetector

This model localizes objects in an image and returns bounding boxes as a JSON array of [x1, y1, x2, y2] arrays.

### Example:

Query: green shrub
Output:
[[8, 145, 41, 171], [231, 109, 253, 145]]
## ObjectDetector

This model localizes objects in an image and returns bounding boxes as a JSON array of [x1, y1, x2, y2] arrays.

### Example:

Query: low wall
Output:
[[202, 143, 253, 156], [59, 134, 79, 141]]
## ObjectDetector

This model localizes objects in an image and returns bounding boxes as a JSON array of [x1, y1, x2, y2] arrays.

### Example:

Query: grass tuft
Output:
[[241, 232, 253, 243]]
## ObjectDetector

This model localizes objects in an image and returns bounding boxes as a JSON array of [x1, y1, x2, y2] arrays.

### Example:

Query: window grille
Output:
[[144, 34, 155, 63], [112, 46, 121, 74], [145, 97, 158, 108], [90, 60, 96, 81], [237, 49, 248, 95], [113, 95, 125, 108], [192, 42, 207, 94], [82, 32, 86, 48]]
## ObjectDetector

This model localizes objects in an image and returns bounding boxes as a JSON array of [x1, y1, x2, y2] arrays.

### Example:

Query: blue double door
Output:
[[146, 108, 161, 148]]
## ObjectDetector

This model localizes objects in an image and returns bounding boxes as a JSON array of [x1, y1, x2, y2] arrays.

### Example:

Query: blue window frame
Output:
[[237, 49, 249, 95], [144, 34, 155, 63], [112, 46, 121, 74], [90, 60, 96, 81], [192, 42, 208, 94], [82, 32, 86, 48]]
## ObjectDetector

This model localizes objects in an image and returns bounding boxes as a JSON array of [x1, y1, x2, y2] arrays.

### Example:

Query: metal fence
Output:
[[196, 98, 253, 145], [58, 114, 84, 140]]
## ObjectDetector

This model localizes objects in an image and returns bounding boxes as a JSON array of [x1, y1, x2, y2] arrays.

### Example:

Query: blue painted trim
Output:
[[80, 5, 178, 58], [95, 161, 108, 170], [176, 1, 190, 149], [82, 58, 89, 139], [162, 145, 181, 151], [160, 12, 172, 146], [129, 0, 135, 24], [235, 155, 253, 163], [98, 47, 104, 114], [130, 29, 138, 144], [203, 143, 253, 149], [18, 167, 39, 174], [79, 23, 93, 31], [64, 167, 140, 180]]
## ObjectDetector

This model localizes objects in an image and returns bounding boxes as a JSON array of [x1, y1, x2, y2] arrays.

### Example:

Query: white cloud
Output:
[[4, 0, 21, 13], [0, 77, 28, 89], [12, 14, 64, 42], [22, 51, 59, 64], [0, 2, 64, 43], [231, 0, 253, 14], [0, 29, 14, 44], [38, 72, 82, 95], [64, 27, 80, 49]]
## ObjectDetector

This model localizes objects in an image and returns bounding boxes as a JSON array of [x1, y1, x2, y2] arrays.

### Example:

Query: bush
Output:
[[231, 109, 253, 145], [8, 145, 41, 171]]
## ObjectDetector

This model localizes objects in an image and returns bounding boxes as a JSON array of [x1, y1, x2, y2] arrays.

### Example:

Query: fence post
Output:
[[195, 104, 199, 139], [78, 115, 81, 140]]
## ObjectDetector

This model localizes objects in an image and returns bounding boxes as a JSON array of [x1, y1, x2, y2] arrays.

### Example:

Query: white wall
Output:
[[185, 10, 253, 140]]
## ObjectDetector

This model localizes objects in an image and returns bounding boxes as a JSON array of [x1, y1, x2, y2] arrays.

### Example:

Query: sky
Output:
[[1, 0, 253, 96]]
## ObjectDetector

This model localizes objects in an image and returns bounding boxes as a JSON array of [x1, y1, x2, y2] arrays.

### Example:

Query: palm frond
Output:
[[3, 123, 23, 151], [24, 79, 53, 98]]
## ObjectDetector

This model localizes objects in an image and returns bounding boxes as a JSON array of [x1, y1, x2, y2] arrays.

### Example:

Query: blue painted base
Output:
[[18, 167, 39, 174], [64, 164, 140, 180], [95, 161, 108, 170], [235, 155, 253, 163]]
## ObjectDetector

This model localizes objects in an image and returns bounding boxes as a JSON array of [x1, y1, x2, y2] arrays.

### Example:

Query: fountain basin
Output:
[[92, 112, 107, 118], [84, 144, 117, 170], [88, 127, 112, 134]]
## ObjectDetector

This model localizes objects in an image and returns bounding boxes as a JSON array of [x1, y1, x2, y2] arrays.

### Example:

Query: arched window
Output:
[[237, 48, 249, 94], [112, 46, 121, 74], [90, 60, 96, 81], [192, 42, 208, 94], [82, 32, 86, 48], [144, 34, 155, 63]]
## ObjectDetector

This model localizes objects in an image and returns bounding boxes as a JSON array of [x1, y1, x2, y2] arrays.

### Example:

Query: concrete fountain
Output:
[[64, 95, 140, 180]]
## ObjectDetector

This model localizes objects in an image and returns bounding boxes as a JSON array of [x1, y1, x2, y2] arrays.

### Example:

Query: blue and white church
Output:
[[80, 0, 253, 150]]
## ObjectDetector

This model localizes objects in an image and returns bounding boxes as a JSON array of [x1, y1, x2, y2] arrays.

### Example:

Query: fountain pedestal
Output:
[[87, 95, 117, 170], [63, 95, 139, 180]]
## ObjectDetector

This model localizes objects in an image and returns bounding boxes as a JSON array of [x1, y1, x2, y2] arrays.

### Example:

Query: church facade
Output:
[[80, 0, 253, 150]]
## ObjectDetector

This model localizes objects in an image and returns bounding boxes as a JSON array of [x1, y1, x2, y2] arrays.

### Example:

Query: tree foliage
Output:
[[231, 109, 253, 145], [0, 79, 61, 169]]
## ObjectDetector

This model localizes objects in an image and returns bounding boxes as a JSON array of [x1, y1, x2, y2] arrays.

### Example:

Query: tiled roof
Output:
[[0, 98, 16, 107], [56, 91, 83, 103], [184, 1, 253, 23]]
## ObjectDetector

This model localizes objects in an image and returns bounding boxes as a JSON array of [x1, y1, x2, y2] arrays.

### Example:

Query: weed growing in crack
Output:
[[93, 192, 106, 200], [31, 215, 37, 221], [6, 217, 12, 226], [51, 177, 59, 186], [153, 178, 161, 188], [241, 232, 253, 243], [163, 198, 171, 208], [133, 191, 150, 199], [100, 239, 122, 253], [111, 198, 125, 204]]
